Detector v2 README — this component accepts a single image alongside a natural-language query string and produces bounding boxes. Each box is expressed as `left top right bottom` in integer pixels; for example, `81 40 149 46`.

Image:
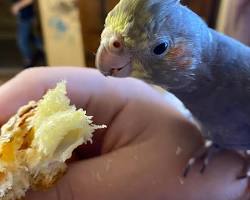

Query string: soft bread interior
0 81 105 200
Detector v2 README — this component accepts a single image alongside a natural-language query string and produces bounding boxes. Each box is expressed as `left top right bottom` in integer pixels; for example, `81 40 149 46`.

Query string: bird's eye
153 42 169 55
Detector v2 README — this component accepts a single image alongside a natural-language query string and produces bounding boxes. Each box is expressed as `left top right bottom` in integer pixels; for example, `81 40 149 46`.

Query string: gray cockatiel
95 0 250 176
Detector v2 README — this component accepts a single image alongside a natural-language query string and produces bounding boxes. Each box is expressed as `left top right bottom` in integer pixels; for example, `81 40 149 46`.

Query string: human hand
0 67 248 200
11 3 21 16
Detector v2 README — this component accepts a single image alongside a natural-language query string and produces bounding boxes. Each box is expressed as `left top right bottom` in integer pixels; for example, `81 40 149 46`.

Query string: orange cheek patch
178 59 193 68
167 45 185 59
166 44 194 69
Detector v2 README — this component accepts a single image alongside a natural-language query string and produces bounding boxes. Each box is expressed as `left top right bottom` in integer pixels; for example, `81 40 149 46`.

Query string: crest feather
105 0 180 33
104 0 180 47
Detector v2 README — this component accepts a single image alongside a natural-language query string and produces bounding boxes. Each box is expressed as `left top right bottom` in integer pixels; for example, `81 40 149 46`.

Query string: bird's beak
95 44 132 77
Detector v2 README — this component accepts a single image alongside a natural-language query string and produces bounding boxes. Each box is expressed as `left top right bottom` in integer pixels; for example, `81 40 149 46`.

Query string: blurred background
0 0 249 84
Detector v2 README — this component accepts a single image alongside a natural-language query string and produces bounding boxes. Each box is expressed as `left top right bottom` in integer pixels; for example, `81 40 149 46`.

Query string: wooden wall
38 0 85 66
79 0 118 67
182 0 221 28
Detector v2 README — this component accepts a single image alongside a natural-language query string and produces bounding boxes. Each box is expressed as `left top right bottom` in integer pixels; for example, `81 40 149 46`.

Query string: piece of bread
0 81 105 200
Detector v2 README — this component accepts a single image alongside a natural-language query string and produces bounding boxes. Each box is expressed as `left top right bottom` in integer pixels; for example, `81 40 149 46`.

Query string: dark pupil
153 42 168 55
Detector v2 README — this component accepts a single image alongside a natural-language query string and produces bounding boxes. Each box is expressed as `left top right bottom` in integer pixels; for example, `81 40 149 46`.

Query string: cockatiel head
96 0 212 90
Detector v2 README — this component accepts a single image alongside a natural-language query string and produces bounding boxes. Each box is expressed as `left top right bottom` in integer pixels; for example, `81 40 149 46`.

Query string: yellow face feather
104 0 154 48
105 10 130 34
105 0 139 34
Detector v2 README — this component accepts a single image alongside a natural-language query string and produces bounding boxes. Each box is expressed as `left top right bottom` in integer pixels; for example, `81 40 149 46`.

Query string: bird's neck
173 29 250 102
202 29 250 84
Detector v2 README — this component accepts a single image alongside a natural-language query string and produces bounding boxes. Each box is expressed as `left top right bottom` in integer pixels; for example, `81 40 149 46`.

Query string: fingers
0 67 107 123
0 66 169 157
0 67 125 125
0 66 178 124
0 67 190 125
0 69 45 124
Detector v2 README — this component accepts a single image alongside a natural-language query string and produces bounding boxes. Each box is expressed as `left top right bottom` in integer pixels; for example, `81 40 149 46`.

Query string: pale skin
0 67 249 200
11 0 34 15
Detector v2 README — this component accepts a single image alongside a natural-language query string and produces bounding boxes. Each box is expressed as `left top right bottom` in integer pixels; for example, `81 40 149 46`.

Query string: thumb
26 139 173 200
26 123 248 200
